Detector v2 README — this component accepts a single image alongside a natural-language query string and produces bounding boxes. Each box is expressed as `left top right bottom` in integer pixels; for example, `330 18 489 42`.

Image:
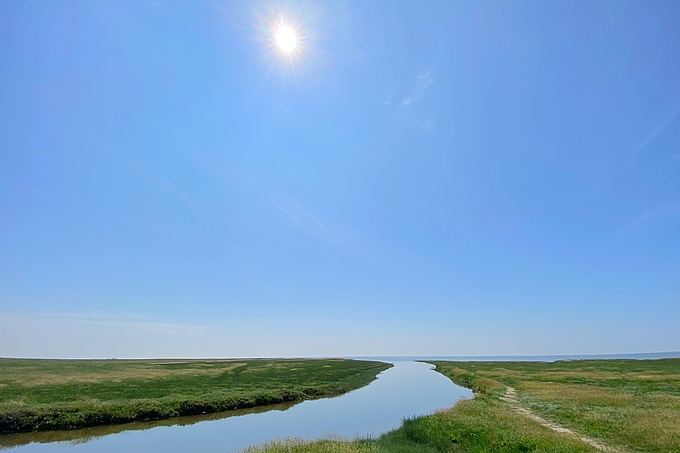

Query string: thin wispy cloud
402 69 435 106
0 311 257 332
270 196 342 244
271 199 324 231
219 166 342 244
130 153 248 230
633 107 680 155
618 201 680 238
0 312 262 358
383 89 398 105
134 161 205 212
422 118 434 130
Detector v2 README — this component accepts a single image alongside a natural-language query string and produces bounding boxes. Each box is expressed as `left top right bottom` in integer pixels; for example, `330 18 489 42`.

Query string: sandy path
499 387 622 453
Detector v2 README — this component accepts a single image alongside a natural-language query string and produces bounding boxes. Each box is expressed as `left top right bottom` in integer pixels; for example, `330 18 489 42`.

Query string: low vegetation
0 358 390 434
429 359 680 453
246 358 680 453
3 357 677 451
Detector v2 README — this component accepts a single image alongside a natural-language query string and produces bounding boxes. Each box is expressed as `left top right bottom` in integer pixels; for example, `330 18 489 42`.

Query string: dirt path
499 387 622 453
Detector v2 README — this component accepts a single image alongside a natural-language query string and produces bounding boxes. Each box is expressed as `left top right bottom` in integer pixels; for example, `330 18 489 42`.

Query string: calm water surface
1 361 471 453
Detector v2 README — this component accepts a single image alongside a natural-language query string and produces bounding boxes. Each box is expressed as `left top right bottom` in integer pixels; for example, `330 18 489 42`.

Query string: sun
275 25 298 53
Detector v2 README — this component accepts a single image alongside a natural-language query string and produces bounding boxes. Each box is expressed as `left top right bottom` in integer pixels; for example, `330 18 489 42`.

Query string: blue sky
1 0 679 358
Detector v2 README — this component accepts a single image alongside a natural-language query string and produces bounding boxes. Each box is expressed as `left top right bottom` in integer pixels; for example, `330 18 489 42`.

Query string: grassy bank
244 358 680 453
0 358 390 434
427 359 680 452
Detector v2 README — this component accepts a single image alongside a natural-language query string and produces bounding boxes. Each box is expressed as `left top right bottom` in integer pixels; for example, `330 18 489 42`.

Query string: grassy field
244 358 680 453
0 358 390 434
428 359 680 453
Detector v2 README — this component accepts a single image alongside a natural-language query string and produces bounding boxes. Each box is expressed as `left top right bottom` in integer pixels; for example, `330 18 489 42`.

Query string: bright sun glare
275 25 297 53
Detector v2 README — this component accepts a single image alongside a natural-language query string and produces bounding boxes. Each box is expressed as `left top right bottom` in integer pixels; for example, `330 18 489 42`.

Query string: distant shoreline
3 351 678 362
347 350 680 362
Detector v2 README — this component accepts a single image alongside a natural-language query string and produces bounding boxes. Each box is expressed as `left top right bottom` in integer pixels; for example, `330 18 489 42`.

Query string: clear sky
1 0 679 358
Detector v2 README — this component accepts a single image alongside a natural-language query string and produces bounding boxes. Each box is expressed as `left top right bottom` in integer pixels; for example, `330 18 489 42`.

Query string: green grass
428 359 680 453
5 358 677 451
244 406 599 453
244 359 680 453
0 358 391 434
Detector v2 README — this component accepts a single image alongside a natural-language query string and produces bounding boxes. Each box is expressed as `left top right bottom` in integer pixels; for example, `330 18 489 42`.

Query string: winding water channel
0 361 472 453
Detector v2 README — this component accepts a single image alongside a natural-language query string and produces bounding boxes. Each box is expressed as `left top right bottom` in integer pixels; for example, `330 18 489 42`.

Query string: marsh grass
244 359 680 453
243 438 378 453
430 359 680 453
242 365 602 453
5 358 677 452
243 401 599 453
0 358 390 434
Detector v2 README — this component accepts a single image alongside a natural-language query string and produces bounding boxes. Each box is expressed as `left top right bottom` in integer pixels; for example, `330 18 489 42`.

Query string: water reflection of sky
1 361 472 453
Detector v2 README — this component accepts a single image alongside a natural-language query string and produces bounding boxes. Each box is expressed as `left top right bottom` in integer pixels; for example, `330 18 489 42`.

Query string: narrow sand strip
499 387 622 453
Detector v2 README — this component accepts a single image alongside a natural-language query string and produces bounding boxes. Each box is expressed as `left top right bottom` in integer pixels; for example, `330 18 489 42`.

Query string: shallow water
0 361 472 453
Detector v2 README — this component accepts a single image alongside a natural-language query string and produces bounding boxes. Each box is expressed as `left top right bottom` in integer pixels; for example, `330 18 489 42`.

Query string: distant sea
348 351 680 363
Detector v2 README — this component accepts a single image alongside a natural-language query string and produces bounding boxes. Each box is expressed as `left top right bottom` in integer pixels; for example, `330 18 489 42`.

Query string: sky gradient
1 0 679 358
